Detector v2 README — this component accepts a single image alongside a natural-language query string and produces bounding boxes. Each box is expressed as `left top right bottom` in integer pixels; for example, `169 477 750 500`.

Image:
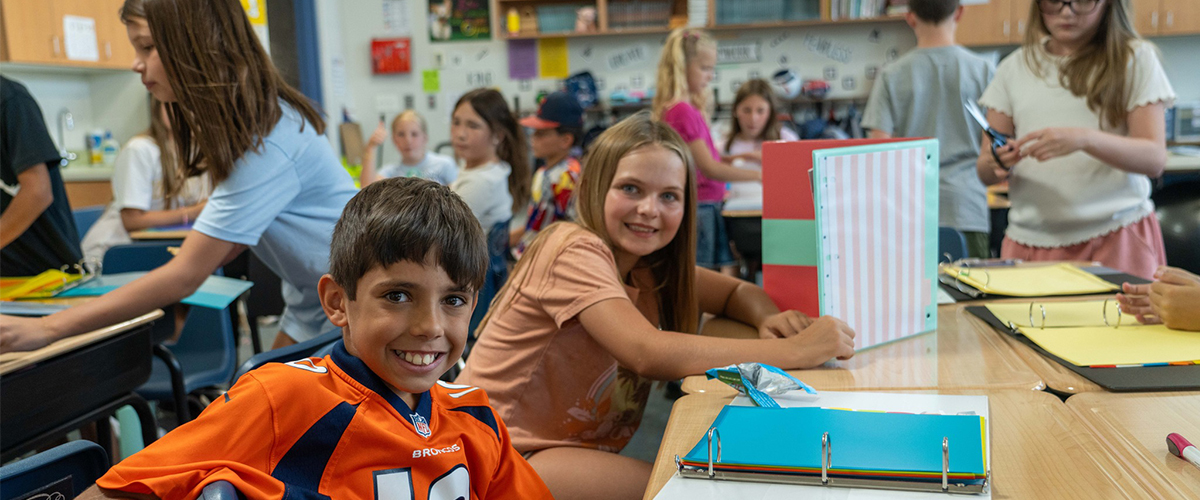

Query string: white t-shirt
377 151 458 186
979 39 1175 247
81 136 210 261
192 103 358 341
717 126 798 212
451 160 512 231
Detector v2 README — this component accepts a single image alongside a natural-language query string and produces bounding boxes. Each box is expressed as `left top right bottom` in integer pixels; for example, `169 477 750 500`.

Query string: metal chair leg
152 344 190 423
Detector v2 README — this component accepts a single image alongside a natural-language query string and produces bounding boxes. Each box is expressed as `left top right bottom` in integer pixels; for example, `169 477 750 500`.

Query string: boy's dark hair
330 177 488 299
555 125 583 148
910 0 960 23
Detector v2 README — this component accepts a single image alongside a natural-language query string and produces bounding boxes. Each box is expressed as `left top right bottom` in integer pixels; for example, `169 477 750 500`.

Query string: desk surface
0 310 162 375
646 389 1157 500
129 229 190 240
1066 392 1200 499
682 304 1042 395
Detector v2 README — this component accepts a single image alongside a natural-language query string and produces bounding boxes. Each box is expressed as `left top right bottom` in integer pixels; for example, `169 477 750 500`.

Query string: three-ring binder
1003 299 1122 333
676 428 990 494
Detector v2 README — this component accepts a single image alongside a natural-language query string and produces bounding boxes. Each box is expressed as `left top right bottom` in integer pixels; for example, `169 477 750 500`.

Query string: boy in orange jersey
83 177 552 499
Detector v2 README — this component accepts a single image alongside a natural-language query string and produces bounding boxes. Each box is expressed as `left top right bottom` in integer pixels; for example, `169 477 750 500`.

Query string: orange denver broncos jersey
96 341 552 499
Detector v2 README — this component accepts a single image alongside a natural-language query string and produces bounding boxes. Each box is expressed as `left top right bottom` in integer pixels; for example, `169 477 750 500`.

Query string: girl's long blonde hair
1022 0 1141 128
653 28 716 120
142 96 183 208
475 112 699 338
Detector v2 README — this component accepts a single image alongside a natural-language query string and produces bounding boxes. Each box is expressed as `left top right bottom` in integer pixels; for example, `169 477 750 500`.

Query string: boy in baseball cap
512 91 585 258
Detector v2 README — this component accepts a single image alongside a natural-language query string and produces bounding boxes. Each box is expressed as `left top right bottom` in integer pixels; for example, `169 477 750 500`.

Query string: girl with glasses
975 0 1175 280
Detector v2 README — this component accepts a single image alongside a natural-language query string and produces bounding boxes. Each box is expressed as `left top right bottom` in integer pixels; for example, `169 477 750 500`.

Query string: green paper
761 219 819 267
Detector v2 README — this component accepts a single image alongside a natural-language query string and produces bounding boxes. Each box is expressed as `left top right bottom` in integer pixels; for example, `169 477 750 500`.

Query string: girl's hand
785 316 857 366
1013 127 1094 162
1117 282 1159 324
1148 266 1200 331
366 123 388 149
724 151 762 163
185 201 206 221
758 310 814 339
0 315 55 353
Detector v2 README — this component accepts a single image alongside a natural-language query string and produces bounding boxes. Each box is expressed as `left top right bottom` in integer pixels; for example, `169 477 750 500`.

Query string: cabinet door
96 0 134 69
1131 0 1163 35
0 0 59 63
1159 0 1199 34
959 0 1014 46
1011 0 1033 42
51 0 109 67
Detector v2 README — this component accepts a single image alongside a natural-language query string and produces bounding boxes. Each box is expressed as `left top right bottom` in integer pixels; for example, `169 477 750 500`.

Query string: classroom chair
200 480 240 499
137 304 239 425
939 227 969 263
0 440 108 500
466 221 510 358
102 241 176 273
72 205 106 240
234 328 342 382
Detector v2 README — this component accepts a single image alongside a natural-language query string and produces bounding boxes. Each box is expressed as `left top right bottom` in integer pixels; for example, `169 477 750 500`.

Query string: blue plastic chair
467 220 510 353
102 241 176 274
0 440 108 500
234 328 342 382
136 304 239 424
939 227 969 263
72 205 106 240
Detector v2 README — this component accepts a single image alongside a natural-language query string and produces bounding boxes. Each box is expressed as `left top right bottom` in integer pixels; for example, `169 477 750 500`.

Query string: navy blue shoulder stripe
450 406 499 440
273 401 359 494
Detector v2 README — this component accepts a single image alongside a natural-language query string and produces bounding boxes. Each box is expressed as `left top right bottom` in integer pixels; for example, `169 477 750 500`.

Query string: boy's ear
318 274 350 327
905 11 919 28
952 5 964 23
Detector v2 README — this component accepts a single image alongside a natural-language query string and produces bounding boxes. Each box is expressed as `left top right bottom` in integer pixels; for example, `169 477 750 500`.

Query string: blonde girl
977 0 1174 279
654 27 760 272
457 112 856 500
360 110 457 186
1 0 358 352
720 79 798 211
449 88 531 334
81 96 210 261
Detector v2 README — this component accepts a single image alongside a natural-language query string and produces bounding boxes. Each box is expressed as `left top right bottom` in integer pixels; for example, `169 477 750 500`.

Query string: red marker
1166 433 1200 470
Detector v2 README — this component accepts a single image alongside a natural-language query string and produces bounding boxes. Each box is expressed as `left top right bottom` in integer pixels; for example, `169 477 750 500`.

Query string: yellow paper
1020 324 1200 366
942 263 1118 296
986 300 1120 328
0 270 79 300
538 38 569 79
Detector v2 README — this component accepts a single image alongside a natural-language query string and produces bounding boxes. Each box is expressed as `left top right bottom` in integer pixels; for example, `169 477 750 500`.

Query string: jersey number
374 465 469 500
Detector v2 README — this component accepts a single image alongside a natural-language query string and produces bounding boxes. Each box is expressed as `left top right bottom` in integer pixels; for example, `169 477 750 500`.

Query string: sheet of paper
381 0 411 34
63 15 99 62
508 39 537 80
57 272 252 310
1019 324 1200 366
937 286 956 304
422 69 440 93
986 300 1118 328
942 263 1118 296
538 38 569 79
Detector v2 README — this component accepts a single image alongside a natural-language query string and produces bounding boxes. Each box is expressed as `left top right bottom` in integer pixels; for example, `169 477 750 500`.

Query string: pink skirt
1001 214 1167 280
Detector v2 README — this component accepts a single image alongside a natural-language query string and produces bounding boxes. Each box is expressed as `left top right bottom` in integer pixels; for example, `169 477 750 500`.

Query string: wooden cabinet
0 0 133 69
958 0 1033 47
1136 0 1200 36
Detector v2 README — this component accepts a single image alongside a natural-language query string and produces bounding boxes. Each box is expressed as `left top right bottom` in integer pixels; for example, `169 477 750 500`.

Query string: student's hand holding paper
1118 266 1200 331
757 310 814 339
785 316 857 366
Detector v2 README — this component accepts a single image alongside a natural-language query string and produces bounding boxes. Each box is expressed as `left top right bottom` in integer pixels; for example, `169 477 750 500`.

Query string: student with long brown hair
81 96 210 261
976 0 1174 279
456 112 856 500
0 0 358 352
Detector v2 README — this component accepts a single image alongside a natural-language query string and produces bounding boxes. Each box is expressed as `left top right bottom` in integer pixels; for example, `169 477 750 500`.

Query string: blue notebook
680 406 987 483
57 272 253 310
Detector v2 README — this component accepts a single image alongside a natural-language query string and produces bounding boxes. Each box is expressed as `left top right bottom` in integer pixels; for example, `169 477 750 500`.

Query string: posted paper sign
63 16 99 62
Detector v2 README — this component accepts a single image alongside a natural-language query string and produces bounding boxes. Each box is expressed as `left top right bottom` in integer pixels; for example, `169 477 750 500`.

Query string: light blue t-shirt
193 103 357 341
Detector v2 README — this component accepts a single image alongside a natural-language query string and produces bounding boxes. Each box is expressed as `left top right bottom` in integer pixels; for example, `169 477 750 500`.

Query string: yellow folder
942 263 1118 297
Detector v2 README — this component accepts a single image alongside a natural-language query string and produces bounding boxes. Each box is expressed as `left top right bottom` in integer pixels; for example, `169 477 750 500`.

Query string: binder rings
677 399 989 494
762 138 940 351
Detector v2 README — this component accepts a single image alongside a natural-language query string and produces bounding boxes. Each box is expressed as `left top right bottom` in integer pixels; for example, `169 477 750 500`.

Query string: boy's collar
331 340 432 423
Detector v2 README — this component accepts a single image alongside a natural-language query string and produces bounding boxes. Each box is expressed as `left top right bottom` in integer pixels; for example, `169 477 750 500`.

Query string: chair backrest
234 328 342 382
103 241 177 274
72 205 106 239
938 227 968 263
173 305 239 387
0 440 109 500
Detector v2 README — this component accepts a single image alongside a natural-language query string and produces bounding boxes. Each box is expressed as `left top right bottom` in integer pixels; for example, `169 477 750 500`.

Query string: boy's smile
321 257 474 408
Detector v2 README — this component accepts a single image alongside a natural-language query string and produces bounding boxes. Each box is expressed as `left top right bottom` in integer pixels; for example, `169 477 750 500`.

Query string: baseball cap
520 91 584 129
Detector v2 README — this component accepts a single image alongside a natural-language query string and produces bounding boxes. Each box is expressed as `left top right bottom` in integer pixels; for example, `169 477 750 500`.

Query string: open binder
677 406 989 494
938 263 1147 301
0 259 102 301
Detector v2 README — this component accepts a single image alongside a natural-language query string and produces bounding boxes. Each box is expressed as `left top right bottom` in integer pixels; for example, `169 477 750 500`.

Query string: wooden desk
129 228 190 240
682 304 1043 395
1 310 163 461
1066 392 1200 499
646 390 1157 500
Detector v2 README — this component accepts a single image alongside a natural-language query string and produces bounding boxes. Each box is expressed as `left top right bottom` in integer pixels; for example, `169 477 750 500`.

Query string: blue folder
57 272 253 310
681 406 987 482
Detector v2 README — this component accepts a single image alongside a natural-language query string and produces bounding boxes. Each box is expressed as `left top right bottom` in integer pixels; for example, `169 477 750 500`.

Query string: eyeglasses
1037 0 1101 15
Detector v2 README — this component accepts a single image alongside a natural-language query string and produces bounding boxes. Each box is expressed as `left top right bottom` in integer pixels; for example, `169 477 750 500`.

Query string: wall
1154 35 1200 102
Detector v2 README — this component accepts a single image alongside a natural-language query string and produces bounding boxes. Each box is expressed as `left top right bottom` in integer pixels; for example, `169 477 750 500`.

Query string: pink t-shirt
456 223 658 453
663 101 725 202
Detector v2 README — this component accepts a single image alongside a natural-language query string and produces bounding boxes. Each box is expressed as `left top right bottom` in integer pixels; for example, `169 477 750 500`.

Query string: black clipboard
941 266 1150 302
965 305 1200 392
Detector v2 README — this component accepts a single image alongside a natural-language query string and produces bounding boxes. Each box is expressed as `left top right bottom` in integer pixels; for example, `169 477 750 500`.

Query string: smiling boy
83 178 551 499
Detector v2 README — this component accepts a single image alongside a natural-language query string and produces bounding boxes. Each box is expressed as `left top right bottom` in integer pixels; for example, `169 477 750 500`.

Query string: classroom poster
428 0 491 41
538 38 570 79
